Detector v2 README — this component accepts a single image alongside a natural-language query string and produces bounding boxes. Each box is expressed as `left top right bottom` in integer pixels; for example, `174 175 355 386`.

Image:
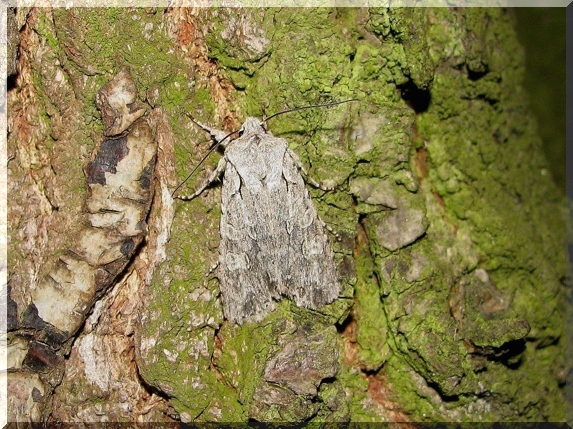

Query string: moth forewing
180 116 341 324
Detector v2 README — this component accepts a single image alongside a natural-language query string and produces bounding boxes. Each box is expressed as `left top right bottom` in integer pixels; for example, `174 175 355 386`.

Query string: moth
177 111 344 324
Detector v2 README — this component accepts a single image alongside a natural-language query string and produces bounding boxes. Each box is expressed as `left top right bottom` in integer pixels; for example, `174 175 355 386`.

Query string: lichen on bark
6 6 565 424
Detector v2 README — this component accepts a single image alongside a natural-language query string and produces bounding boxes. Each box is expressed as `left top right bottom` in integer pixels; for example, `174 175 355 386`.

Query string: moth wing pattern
215 118 341 324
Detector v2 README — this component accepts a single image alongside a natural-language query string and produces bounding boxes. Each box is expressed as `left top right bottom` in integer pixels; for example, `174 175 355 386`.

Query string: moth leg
191 118 228 145
287 148 335 191
207 260 219 276
324 223 342 242
178 157 227 201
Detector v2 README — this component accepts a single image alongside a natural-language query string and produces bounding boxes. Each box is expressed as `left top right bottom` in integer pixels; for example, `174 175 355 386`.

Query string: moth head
240 117 265 136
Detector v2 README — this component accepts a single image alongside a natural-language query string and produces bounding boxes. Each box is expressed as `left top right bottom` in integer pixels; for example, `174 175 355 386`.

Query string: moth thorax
241 117 264 135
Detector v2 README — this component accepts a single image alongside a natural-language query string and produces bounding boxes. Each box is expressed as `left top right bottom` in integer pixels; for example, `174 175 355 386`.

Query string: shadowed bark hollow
5 7 565 424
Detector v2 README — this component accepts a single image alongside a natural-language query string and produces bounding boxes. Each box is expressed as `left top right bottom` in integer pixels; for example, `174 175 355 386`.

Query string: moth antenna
171 117 239 198
173 100 357 198
263 98 359 125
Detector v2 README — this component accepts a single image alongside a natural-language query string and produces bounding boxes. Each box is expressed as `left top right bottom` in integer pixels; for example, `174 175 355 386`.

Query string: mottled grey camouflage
181 117 340 324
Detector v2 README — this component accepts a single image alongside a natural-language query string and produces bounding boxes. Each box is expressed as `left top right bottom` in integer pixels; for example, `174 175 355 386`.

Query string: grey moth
179 117 341 324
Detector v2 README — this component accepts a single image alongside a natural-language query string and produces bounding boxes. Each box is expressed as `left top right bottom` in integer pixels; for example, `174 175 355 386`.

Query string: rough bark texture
5 7 565 423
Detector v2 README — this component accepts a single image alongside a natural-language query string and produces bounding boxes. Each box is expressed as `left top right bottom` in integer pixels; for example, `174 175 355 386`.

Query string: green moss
214 317 278 405
336 363 382 422
213 306 344 421
395 7 566 421
382 356 437 421
59 7 565 422
315 380 350 421
137 188 225 420
51 8 189 104
353 233 390 371
35 11 60 49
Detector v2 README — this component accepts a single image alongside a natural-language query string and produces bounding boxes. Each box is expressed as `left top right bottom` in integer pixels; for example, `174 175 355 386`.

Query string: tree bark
5 7 565 423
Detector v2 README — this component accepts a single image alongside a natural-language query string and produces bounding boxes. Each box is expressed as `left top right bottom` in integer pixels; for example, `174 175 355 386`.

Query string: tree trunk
5 7 565 423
